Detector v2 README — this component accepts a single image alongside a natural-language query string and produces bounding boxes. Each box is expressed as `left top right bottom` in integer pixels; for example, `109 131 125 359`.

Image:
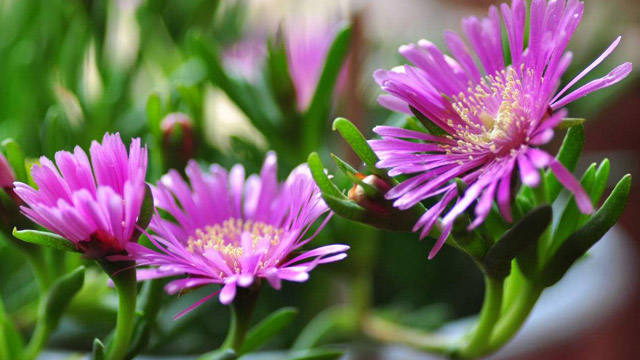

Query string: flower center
187 218 284 261
445 67 530 157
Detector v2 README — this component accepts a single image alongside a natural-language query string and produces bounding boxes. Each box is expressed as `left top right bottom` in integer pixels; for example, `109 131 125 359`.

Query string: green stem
23 316 47 360
100 261 137 360
362 313 454 356
487 281 542 352
458 276 504 358
221 286 260 352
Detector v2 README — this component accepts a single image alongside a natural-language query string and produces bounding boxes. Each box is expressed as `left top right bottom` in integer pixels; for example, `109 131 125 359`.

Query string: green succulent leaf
556 118 585 130
409 106 448 137
92 338 105 360
303 25 352 153
0 299 23 360
292 306 357 350
546 125 585 201
332 118 389 180
330 154 379 198
552 164 597 248
240 307 298 355
542 174 631 287
133 184 154 241
286 349 345 360
43 266 85 332
266 30 298 125
483 206 552 279
12 228 79 253
307 153 345 199
146 93 164 138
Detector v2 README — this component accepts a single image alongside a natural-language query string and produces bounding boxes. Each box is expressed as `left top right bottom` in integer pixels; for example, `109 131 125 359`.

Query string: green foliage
13 228 79 253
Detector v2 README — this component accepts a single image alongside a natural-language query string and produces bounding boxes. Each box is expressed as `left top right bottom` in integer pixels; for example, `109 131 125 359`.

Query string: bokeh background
0 0 638 359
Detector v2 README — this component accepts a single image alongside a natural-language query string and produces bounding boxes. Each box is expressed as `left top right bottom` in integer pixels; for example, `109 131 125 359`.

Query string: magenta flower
372 0 632 258
286 20 348 111
14 133 148 258
113 152 347 313
223 37 267 83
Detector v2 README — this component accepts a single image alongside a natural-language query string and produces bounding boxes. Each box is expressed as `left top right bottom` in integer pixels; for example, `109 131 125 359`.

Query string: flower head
14 133 148 258
372 0 631 258
114 152 347 312
286 20 348 111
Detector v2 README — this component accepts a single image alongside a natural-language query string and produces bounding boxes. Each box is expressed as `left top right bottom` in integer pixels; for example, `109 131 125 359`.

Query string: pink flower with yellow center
112 153 347 315
372 0 632 258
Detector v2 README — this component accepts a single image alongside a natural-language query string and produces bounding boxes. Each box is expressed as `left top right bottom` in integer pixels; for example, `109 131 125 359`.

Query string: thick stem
362 313 455 356
221 285 261 352
487 281 542 352
99 261 137 360
458 276 504 358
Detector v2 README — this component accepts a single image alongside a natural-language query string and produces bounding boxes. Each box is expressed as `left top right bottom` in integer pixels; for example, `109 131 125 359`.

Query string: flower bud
348 174 392 213
0 153 15 190
160 113 197 169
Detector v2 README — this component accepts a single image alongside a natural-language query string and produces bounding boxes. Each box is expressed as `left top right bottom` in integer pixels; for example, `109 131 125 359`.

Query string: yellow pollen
186 218 285 264
446 67 530 156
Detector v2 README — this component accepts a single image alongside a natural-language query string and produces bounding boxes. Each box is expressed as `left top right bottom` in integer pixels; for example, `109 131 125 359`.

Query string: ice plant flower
372 0 632 258
113 152 347 313
286 20 347 111
14 133 148 258
223 37 267 83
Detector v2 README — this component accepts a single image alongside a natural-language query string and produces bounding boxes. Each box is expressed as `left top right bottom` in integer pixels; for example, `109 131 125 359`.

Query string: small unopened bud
348 174 392 213
161 113 196 169
0 153 15 190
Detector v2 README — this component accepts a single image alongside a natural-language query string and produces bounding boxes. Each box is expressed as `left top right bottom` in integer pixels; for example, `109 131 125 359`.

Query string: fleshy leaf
266 29 298 124
556 118 585 130
133 184 154 242
552 164 596 248
0 299 23 360
542 174 631 287
146 93 164 139
332 118 389 180
409 106 448 137
13 228 79 253
92 338 104 360
302 25 352 153
292 306 357 350
240 307 298 355
331 154 379 198
546 125 585 201
42 266 85 335
307 153 345 199
483 206 552 279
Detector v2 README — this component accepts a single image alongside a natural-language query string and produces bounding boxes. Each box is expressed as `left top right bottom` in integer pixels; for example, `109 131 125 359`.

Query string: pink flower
372 0 631 258
113 152 347 313
286 20 348 111
14 133 148 258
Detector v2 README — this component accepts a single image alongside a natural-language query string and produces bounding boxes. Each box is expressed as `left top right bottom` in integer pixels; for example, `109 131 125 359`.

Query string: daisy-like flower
14 133 148 258
113 152 347 314
372 0 632 258
286 20 348 111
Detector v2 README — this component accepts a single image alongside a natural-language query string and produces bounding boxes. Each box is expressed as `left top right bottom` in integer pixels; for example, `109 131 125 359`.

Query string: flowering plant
0 0 634 359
